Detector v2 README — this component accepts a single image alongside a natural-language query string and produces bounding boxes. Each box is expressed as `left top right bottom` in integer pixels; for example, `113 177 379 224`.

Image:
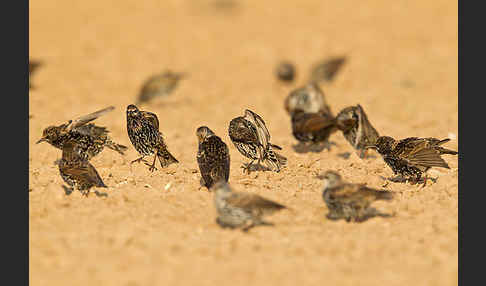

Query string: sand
29 0 458 285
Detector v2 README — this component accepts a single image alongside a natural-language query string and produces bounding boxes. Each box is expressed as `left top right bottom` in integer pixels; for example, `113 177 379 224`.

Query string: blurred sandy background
29 0 458 285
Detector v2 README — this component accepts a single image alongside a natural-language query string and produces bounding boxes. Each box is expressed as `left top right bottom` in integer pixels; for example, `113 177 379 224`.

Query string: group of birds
32 56 458 231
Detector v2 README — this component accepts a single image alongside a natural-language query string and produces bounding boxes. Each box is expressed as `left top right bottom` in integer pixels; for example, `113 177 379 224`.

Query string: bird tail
264 144 287 172
157 147 179 168
105 140 128 155
434 139 458 155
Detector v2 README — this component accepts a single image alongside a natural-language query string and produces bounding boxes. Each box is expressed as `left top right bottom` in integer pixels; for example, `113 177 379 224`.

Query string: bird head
317 170 342 189
37 126 59 144
335 106 358 131
126 104 141 118
196 126 215 143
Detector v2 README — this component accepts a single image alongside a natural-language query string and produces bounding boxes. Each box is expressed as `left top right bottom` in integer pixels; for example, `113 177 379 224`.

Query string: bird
136 71 187 104
29 59 43 89
58 140 107 197
367 136 458 186
212 181 287 231
290 109 338 151
228 109 287 173
309 56 346 83
335 104 380 158
284 82 332 116
319 170 394 222
196 126 230 189
37 106 128 161
275 61 296 83
126 104 178 171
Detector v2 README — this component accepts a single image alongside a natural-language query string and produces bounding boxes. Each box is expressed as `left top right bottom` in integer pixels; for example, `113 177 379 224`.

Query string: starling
335 104 380 158
196 126 230 189
58 140 107 197
275 61 296 82
284 82 331 115
126 104 178 171
309 56 346 83
320 170 394 222
368 136 458 185
136 71 187 104
212 181 287 231
29 59 42 89
228 109 287 173
37 106 128 161
290 109 338 151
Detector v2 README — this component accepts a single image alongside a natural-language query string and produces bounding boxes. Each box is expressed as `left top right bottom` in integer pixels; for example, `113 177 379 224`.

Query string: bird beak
364 145 377 150
36 138 46 144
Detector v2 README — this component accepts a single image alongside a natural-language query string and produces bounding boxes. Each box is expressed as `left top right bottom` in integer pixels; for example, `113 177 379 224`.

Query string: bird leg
241 159 255 174
81 189 90 197
131 156 147 164
146 152 158 172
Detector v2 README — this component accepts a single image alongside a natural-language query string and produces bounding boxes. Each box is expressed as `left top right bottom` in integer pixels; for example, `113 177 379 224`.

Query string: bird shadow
337 152 351 160
326 208 395 223
292 141 335 154
241 162 272 174
61 185 108 197
380 175 437 186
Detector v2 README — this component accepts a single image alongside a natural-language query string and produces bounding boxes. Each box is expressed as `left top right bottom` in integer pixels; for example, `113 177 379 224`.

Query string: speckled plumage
58 140 107 197
196 126 230 189
284 82 331 115
37 106 127 161
335 104 380 158
371 136 458 184
126 104 178 171
320 171 393 222
212 181 286 231
228 109 286 173
137 71 186 104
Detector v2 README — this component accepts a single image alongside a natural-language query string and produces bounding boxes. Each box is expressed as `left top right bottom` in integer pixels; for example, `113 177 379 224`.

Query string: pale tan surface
29 0 458 285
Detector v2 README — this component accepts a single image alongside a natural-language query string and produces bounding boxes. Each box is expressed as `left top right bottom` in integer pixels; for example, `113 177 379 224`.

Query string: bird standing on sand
196 126 230 189
126 104 178 171
367 136 458 186
335 104 380 158
320 170 394 222
228 109 287 173
212 181 287 231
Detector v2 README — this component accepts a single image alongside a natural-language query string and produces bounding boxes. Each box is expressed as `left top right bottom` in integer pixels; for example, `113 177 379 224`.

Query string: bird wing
400 141 450 168
296 112 335 133
310 56 346 82
330 184 392 206
355 104 380 147
244 110 271 149
73 123 109 137
63 163 106 187
65 106 115 132
226 192 286 214
140 111 160 130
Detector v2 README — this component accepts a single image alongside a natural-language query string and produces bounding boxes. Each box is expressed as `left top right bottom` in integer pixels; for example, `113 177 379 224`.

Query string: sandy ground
29 0 458 285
